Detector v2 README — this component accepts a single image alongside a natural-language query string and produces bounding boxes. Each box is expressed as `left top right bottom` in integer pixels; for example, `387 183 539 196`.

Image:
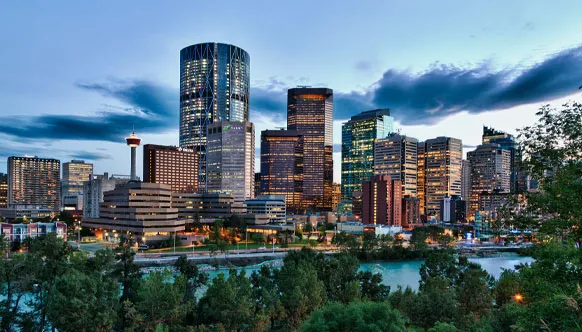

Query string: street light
513 293 524 302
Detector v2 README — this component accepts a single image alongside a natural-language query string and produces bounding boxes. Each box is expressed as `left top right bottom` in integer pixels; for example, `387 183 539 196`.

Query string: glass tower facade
179 43 250 189
287 87 333 212
62 160 93 196
260 129 304 213
8 156 61 211
341 109 394 202
467 143 511 217
206 121 255 202
482 126 519 193
374 133 418 196
421 137 463 217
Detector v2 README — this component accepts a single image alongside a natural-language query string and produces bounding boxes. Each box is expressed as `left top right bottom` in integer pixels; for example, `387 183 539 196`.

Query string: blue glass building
179 43 250 189
341 109 394 201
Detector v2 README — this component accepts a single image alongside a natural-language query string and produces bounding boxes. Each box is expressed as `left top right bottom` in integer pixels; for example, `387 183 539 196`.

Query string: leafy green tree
495 270 522 307
134 269 185 330
410 227 428 251
456 267 493 319
517 102 582 245
175 255 209 302
419 251 459 289
250 265 286 330
278 252 327 329
112 236 142 330
198 269 253 331
46 268 118 332
357 270 390 301
0 253 35 330
300 301 408 332
27 233 74 331
391 278 460 330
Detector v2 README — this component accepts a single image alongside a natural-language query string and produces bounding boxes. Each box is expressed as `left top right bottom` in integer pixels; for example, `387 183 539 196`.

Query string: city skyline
1 1 582 183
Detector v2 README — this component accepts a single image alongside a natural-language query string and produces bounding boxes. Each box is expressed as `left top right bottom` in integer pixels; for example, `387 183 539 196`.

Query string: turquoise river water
200 254 534 291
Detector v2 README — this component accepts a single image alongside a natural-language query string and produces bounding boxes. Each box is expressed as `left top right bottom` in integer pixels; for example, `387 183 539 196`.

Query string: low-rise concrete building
171 192 246 222
82 182 185 243
0 204 53 221
244 195 286 223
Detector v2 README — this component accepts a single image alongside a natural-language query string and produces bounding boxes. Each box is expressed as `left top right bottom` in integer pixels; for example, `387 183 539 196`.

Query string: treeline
1 234 581 331
332 225 455 261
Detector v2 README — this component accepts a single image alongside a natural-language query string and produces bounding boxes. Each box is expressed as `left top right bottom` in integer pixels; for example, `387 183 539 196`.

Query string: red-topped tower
125 130 141 181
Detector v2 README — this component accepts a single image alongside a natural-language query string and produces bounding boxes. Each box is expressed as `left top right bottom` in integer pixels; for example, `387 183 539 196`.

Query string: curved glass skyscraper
179 43 250 189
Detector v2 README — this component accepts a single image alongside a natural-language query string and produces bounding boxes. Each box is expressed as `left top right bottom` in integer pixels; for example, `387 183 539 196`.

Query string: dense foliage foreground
0 235 581 331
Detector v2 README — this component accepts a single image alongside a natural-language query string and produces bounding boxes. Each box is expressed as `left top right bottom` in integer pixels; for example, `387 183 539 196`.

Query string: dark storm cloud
0 80 177 142
359 45 582 124
252 46 582 124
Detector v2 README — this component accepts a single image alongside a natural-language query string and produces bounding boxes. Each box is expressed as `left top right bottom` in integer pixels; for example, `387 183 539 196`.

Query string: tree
46 268 118 332
456 266 493 319
278 253 327 329
250 265 285 330
357 270 390 302
300 301 408 332
134 270 185 330
26 233 74 331
410 228 428 251
517 102 582 245
198 269 253 331
175 255 209 302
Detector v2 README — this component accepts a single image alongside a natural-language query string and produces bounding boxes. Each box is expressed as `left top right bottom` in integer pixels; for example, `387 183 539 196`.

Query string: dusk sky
1 1 582 182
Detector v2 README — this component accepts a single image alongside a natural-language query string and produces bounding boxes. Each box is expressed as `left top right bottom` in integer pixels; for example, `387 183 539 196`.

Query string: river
198 254 534 291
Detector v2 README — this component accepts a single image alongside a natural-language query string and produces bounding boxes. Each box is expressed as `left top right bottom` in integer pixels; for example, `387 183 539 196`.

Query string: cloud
253 45 582 125
70 152 112 161
0 80 177 142
358 45 582 124
3 45 582 145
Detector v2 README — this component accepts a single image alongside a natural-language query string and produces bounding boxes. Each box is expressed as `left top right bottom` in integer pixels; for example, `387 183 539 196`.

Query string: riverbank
134 251 289 267
133 245 530 268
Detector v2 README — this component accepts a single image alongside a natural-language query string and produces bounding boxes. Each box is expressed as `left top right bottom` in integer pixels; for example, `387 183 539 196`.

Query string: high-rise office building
461 159 472 217
143 144 198 193
260 129 304 213
206 121 255 202
62 160 93 211
83 173 129 219
362 175 402 226
417 142 427 215
0 173 7 209
467 143 511 217
482 126 519 193
179 43 250 189
287 87 333 211
374 133 418 196
461 160 472 202
62 160 93 196
420 137 463 217
254 173 261 198
401 197 420 228
8 156 61 211
341 109 393 201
